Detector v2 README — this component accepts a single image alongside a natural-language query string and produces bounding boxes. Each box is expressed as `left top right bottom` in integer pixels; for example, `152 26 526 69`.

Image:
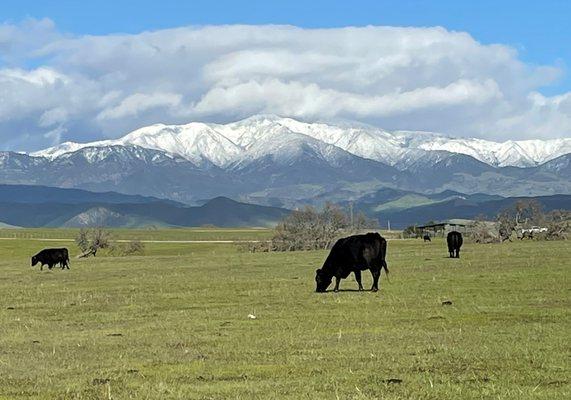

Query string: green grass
0 227 273 242
0 232 569 399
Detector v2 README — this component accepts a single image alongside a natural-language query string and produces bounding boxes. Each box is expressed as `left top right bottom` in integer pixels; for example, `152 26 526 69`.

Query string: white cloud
0 19 569 151
97 92 183 120
193 78 501 118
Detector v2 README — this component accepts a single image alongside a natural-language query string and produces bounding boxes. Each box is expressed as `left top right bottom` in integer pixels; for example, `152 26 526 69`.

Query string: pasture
0 229 569 399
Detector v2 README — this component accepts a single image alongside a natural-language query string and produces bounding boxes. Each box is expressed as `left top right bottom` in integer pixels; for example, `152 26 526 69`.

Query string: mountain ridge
31 115 571 169
2 116 569 206
0 184 290 228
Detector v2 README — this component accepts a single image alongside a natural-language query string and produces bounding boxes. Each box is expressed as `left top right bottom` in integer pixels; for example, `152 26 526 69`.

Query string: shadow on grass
319 288 377 293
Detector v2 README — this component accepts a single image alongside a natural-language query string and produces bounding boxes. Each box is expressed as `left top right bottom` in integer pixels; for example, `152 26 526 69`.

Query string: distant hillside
378 194 571 228
0 184 181 205
0 184 289 228
348 188 503 215
0 195 289 228
0 221 20 228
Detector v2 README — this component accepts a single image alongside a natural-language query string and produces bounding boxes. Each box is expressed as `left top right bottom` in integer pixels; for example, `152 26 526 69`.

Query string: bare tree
544 210 570 240
75 228 90 253
497 200 570 241
256 203 377 252
497 200 546 240
76 228 112 258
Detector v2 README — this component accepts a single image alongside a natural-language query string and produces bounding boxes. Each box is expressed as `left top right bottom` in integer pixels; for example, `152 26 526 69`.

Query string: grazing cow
315 232 388 293
31 248 70 271
446 231 463 258
423 234 431 242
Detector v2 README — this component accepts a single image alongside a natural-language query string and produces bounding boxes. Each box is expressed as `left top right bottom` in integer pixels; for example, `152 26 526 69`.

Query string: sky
1 0 570 151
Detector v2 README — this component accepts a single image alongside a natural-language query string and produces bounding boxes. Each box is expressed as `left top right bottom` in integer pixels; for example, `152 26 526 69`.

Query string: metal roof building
416 219 475 236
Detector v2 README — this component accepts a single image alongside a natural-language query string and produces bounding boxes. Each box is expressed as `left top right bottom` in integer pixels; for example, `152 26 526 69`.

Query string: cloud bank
0 19 569 151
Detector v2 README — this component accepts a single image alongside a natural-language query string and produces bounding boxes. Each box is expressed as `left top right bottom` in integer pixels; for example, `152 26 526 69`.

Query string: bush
247 203 378 252
544 210 570 240
497 203 569 242
123 240 145 255
75 228 112 257
470 216 500 244
109 240 146 256
403 225 421 238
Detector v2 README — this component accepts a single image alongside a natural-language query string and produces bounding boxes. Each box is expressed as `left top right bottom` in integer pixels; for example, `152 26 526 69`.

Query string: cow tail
382 260 390 282
381 238 389 282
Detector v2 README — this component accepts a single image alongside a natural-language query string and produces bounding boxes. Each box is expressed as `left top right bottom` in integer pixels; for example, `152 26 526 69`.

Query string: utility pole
349 202 354 228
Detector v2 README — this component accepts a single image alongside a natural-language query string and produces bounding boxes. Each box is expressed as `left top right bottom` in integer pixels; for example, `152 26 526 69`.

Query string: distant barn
416 219 495 238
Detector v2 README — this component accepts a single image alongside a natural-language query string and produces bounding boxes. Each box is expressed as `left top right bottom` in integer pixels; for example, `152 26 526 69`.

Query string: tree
75 228 90 253
497 199 545 240
256 203 377 252
403 225 421 238
544 210 570 240
75 228 111 258
497 201 569 241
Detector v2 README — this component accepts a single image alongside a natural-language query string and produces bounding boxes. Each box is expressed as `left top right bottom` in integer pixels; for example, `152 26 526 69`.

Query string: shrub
247 203 378 252
75 228 112 257
123 240 145 255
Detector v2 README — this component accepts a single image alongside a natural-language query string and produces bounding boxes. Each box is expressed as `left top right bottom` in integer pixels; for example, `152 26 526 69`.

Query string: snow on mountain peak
31 115 571 169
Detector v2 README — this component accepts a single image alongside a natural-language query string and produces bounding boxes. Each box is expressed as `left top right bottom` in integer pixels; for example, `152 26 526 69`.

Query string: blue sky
1 0 570 150
2 0 568 92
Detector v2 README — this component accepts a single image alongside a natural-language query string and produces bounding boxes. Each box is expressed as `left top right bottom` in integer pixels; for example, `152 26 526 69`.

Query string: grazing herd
30 231 464 294
314 230 463 292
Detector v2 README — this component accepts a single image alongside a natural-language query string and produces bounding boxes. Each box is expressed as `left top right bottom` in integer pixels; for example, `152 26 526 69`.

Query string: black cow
423 234 431 242
446 231 463 258
31 248 70 271
315 232 388 293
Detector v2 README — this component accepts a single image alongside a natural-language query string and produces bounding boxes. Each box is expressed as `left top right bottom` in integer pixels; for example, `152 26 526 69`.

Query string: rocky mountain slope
0 115 567 206
34 115 571 169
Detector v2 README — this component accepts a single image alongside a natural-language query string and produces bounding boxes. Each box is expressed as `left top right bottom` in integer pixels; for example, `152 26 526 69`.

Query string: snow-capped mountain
32 115 571 169
3 115 567 205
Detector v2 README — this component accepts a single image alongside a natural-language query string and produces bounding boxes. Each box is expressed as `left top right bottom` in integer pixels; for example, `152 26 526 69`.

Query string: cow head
315 269 332 293
31 256 38 266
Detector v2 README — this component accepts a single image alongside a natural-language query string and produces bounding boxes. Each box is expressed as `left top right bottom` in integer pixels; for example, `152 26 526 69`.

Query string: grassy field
0 227 274 242
0 231 569 399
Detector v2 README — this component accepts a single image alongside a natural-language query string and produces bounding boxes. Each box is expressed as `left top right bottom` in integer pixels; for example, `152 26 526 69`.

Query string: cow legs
370 268 380 292
455 249 460 258
333 276 341 292
354 270 364 291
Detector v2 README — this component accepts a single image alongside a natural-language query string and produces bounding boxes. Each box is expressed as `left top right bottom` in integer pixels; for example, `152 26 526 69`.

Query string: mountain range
1 115 570 207
344 188 571 228
0 184 288 228
0 184 568 229
32 115 571 169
